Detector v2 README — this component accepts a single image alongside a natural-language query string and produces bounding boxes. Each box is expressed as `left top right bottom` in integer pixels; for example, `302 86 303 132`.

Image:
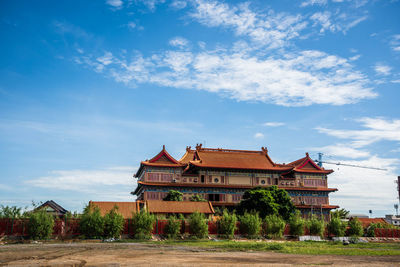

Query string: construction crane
314 152 387 171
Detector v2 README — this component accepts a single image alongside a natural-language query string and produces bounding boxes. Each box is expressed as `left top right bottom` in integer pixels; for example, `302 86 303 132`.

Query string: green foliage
163 190 183 201
79 204 105 239
288 210 305 237
237 186 295 220
164 215 182 239
132 210 156 239
306 215 325 237
103 206 125 239
217 210 237 239
28 208 55 240
347 218 363 237
264 214 286 239
190 194 207 202
239 212 262 239
331 208 350 219
327 216 347 237
0 205 23 219
189 211 208 239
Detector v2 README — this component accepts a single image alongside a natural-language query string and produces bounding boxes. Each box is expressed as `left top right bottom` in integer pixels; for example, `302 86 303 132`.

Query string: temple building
133 144 338 219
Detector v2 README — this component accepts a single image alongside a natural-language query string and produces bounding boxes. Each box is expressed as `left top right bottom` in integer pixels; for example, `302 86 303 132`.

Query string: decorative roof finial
306 152 309 157
163 145 165 150
195 143 203 150
186 146 191 152
261 146 268 154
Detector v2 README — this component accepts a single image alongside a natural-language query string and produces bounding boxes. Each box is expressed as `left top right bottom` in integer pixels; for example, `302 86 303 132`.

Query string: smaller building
355 218 389 228
385 215 400 226
90 200 214 218
36 200 68 218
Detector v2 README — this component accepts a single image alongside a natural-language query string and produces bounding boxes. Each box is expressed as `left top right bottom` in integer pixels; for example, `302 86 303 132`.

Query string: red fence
1 218 399 238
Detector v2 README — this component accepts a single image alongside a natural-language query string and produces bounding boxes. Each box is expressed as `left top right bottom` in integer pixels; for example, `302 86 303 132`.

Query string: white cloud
326 156 399 215
263 122 285 127
312 144 370 159
97 52 113 66
310 11 367 34
26 166 136 193
169 37 189 48
300 0 327 7
76 47 376 107
190 0 307 49
106 0 123 9
127 22 136 29
389 34 400 52
316 117 400 148
170 0 187 9
254 132 264 139
374 63 392 76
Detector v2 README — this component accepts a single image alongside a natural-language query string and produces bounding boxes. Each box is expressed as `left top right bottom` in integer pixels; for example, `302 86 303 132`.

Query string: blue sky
0 0 399 217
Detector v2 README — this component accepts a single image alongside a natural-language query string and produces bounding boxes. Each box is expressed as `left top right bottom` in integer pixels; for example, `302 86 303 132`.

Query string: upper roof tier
135 144 333 176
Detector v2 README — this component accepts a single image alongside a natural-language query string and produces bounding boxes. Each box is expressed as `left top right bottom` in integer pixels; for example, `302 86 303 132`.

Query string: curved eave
295 204 340 209
188 161 293 172
293 168 334 174
137 181 338 192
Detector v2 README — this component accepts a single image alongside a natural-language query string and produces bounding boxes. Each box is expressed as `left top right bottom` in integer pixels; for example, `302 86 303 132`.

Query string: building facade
133 144 338 219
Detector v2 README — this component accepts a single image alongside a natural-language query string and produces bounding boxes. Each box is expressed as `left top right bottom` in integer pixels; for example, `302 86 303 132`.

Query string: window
201 175 205 183
208 194 220 201
221 176 224 184
208 176 212 183
232 194 242 202
261 180 266 185
214 178 219 183
147 173 159 181
274 178 278 185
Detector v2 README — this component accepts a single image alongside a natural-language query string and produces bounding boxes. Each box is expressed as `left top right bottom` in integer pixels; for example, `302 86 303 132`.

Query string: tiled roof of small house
354 218 389 228
146 200 214 214
37 200 68 215
90 201 139 219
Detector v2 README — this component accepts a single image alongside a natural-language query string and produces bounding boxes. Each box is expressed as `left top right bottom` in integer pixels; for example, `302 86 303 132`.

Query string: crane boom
315 160 387 171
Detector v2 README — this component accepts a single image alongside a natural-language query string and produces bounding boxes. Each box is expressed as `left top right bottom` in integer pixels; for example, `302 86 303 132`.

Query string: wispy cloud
75 47 375 107
106 0 123 9
300 0 327 7
263 122 285 127
26 166 136 193
374 63 392 76
254 132 264 139
315 117 400 148
190 0 307 49
390 34 400 52
169 37 189 48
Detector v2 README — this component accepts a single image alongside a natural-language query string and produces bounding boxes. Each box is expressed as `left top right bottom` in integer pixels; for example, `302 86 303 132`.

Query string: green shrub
264 214 285 239
28 208 55 240
189 211 208 239
103 206 125 239
190 194 207 202
288 211 305 237
327 216 347 237
163 190 183 201
306 215 325 237
347 218 363 237
0 205 23 219
132 210 155 239
366 222 387 237
239 212 262 239
164 215 181 239
79 204 105 239
217 210 237 239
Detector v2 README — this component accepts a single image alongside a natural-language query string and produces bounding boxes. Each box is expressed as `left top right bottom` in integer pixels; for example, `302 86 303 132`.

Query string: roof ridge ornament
196 143 203 150
261 146 268 154
186 146 191 152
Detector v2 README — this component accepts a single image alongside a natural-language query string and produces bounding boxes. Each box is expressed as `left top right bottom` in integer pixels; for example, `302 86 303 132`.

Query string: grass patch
158 240 400 256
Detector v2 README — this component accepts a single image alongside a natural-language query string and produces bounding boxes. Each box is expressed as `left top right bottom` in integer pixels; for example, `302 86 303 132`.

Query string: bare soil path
1 242 400 266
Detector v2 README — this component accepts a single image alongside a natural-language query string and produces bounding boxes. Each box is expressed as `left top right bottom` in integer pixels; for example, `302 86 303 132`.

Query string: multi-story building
133 144 338 219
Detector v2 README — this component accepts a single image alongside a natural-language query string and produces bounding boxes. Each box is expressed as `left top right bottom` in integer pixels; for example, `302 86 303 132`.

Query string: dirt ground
1 242 400 266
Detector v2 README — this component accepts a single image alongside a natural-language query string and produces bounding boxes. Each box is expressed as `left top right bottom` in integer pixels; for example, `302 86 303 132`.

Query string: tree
103 206 125 239
164 215 182 239
306 215 325 237
132 210 156 239
217 210 237 239
331 208 349 219
190 194 207 202
347 218 363 237
327 216 346 237
288 210 304 237
189 211 208 239
28 208 55 240
79 204 105 239
239 212 262 239
264 214 286 239
163 190 183 201
0 205 23 219
237 186 295 220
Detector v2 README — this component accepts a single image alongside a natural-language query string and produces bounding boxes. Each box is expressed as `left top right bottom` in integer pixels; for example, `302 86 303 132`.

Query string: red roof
184 145 292 171
354 218 388 228
287 153 333 174
90 201 139 219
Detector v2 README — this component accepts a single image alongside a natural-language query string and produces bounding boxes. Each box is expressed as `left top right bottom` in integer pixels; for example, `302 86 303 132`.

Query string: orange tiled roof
355 218 388 228
187 145 292 171
287 153 333 174
146 200 214 214
90 201 139 219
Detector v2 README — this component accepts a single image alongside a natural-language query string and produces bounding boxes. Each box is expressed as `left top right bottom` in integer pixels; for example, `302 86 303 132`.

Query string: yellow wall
229 176 251 185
